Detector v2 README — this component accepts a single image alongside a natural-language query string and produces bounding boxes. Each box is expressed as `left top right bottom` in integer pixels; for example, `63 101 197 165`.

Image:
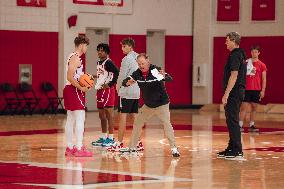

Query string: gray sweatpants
129 103 176 148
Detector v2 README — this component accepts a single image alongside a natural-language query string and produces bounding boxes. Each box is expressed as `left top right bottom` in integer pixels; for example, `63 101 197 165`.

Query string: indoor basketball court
0 0 284 189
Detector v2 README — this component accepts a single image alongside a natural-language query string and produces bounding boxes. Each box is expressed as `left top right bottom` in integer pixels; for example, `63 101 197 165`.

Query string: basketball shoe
73 146 93 157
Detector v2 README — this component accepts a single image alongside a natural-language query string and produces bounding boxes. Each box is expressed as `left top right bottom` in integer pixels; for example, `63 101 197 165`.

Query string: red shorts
63 85 85 111
96 86 116 109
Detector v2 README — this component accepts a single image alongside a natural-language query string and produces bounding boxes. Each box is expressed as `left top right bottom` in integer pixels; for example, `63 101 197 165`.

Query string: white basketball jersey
65 52 84 85
95 58 113 90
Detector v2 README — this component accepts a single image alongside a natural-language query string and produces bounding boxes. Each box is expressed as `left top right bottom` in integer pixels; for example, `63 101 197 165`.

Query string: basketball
79 73 94 88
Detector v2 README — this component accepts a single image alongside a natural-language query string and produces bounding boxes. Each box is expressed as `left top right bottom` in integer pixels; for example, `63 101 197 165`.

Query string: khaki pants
129 103 176 148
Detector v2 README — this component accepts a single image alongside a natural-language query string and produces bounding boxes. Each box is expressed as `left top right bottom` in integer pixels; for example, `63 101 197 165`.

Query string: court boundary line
0 160 193 188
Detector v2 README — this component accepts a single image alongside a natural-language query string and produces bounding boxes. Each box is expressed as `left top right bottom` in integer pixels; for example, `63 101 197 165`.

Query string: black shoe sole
248 130 259 132
172 153 180 157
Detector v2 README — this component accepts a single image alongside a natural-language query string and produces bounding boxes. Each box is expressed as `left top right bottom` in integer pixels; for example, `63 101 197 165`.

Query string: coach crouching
120 53 180 157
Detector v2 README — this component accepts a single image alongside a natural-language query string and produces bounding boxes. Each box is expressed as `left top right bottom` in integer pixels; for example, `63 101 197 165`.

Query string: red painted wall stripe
165 36 193 105
109 34 193 106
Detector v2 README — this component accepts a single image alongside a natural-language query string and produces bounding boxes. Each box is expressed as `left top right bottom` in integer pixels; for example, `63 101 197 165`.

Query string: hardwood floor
0 110 284 188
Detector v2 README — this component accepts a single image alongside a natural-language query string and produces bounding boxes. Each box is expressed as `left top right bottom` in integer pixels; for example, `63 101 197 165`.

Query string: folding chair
41 82 64 114
18 82 41 115
0 83 23 115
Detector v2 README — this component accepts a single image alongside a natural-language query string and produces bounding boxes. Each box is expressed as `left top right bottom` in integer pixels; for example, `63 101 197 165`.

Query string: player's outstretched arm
122 77 135 87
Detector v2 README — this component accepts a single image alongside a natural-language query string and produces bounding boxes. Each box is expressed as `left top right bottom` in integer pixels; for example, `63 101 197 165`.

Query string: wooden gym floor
0 109 284 189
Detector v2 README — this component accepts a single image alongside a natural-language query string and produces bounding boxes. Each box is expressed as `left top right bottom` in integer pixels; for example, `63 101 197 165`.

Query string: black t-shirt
98 59 119 87
223 48 246 93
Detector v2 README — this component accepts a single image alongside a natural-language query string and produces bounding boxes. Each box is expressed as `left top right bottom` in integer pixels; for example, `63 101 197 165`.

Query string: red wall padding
109 34 146 68
109 34 146 106
213 36 284 104
165 36 193 105
0 30 58 109
109 34 193 106
0 32 192 110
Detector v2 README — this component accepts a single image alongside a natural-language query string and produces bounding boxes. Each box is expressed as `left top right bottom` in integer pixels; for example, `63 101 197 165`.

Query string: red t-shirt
245 60 267 90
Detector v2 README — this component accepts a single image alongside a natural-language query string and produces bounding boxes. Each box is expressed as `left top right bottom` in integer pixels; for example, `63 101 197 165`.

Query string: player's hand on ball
101 84 109 89
80 86 89 92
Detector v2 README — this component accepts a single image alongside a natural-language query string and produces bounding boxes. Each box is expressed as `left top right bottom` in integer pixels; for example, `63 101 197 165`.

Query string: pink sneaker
107 142 124 152
74 146 93 157
136 141 144 151
65 147 76 156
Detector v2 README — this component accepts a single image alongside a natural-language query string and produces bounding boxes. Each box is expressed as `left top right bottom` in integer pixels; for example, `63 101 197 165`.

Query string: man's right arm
122 71 138 87
116 57 130 91
222 53 240 105
67 56 88 92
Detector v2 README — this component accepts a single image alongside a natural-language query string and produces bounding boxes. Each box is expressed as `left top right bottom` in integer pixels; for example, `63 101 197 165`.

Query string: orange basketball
79 73 94 88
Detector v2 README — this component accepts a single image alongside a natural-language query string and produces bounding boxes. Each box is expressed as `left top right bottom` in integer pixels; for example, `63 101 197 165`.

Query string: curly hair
97 43 110 54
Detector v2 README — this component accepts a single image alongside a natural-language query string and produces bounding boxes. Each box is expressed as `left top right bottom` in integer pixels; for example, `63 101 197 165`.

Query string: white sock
249 121 255 127
108 134 114 140
101 133 107 139
239 121 243 128
65 110 75 149
74 110 85 150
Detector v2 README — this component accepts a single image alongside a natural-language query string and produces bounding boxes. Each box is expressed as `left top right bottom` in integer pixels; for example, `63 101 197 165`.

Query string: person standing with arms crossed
217 32 246 160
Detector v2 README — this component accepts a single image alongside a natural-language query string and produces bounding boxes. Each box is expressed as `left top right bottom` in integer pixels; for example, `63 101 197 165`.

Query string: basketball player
217 32 246 160
119 53 180 157
107 38 143 152
91 43 119 147
239 45 267 132
63 35 93 157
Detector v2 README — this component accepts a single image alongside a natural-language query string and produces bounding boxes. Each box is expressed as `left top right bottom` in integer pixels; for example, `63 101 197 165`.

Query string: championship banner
252 0 275 21
17 0 46 7
217 0 240 21
73 0 123 6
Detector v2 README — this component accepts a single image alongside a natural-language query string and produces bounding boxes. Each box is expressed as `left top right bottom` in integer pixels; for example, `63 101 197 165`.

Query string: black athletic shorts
243 90 261 103
117 98 139 113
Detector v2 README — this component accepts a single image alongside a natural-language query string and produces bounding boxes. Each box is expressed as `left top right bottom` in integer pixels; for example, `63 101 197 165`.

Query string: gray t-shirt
117 51 140 99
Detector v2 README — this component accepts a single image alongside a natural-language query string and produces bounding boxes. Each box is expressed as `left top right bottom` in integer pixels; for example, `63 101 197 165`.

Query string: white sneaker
107 142 124 152
171 147 180 157
119 147 137 153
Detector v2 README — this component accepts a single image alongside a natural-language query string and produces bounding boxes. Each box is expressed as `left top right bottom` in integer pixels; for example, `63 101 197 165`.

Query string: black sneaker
248 125 259 132
225 151 244 160
217 149 232 158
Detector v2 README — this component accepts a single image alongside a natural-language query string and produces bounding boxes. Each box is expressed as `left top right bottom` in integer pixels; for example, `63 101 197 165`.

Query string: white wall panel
0 0 58 32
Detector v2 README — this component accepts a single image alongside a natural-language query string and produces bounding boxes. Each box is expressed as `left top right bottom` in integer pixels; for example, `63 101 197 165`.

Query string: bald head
137 53 151 73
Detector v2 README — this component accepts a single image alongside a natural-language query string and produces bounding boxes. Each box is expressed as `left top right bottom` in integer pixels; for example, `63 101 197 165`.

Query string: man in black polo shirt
119 53 180 157
217 32 246 160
